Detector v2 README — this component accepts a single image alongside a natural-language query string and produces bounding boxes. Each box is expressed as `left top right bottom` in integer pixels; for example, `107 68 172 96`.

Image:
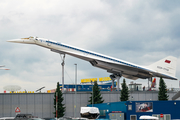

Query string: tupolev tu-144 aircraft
7 36 177 90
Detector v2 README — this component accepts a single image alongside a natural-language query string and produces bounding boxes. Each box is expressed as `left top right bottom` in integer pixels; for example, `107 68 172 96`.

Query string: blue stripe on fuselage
45 40 153 72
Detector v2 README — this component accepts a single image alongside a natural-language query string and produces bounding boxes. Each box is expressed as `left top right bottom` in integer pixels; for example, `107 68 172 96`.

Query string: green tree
120 79 129 101
158 77 169 100
53 82 66 118
89 81 104 104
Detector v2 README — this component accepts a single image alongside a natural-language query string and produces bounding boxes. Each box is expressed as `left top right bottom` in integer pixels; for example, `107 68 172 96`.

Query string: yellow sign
99 77 111 82
10 91 34 93
81 77 111 83
81 78 97 83
47 90 51 93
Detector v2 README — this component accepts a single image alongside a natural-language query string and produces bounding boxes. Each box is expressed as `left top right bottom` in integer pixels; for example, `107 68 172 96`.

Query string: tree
120 79 129 101
53 82 66 118
88 81 104 104
158 77 169 100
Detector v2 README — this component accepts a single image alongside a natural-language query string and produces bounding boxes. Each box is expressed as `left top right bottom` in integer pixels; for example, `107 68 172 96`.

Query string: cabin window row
46 41 139 69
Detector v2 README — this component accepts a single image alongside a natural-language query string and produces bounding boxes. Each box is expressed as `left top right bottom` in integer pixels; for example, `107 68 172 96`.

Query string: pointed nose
7 38 35 44
7 39 24 43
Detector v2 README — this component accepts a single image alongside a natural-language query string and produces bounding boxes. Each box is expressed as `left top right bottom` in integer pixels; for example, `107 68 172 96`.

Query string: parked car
14 114 33 120
80 107 100 119
28 118 45 120
43 118 56 120
0 117 14 120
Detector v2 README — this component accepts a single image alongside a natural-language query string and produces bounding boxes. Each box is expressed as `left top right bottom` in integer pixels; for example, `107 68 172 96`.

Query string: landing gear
148 77 152 91
50 49 66 93
60 54 65 93
110 73 122 91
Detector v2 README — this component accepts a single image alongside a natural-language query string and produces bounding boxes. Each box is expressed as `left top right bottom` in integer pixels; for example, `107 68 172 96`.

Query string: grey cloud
152 1 180 12
0 0 180 92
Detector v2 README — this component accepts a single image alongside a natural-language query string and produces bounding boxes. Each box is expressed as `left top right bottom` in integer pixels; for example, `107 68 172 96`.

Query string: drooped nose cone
7 39 24 43
7 37 35 44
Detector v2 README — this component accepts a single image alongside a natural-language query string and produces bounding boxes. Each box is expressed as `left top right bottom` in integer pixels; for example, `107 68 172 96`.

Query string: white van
0 117 14 120
139 115 159 120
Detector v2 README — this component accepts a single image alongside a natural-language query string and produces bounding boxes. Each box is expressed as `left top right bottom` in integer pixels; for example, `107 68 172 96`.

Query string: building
0 91 179 118
59 81 117 92
88 100 180 120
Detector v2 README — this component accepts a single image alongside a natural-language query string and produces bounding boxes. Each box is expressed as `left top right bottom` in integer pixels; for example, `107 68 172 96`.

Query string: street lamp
91 80 94 107
74 64 77 118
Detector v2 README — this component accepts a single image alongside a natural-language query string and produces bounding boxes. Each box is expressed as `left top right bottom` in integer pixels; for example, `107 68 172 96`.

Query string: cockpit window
21 36 36 40
29 36 34 39
21 37 29 39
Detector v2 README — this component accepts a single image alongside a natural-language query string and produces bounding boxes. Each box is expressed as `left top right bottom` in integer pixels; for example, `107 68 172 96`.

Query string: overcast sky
0 0 180 93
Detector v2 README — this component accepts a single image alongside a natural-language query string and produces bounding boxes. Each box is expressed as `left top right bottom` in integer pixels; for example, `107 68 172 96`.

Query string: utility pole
91 80 94 107
56 91 58 118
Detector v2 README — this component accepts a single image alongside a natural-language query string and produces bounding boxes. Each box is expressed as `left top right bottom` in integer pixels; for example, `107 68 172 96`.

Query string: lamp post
74 64 77 118
91 80 94 107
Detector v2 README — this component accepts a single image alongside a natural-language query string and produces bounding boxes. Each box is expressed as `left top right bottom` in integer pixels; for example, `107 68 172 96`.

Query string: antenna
36 86 45 93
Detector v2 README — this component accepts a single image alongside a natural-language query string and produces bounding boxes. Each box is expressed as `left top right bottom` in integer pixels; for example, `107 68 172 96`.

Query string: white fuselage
7 37 177 80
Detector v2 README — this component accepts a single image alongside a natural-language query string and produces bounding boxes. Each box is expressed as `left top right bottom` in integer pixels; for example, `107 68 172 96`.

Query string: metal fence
0 91 179 118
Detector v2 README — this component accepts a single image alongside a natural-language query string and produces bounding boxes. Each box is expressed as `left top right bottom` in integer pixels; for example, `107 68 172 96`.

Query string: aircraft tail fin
151 78 156 88
148 56 177 78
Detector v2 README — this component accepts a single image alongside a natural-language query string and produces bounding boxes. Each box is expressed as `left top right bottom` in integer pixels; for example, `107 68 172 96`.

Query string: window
130 115 137 120
99 110 106 116
78 86 81 90
128 105 132 110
